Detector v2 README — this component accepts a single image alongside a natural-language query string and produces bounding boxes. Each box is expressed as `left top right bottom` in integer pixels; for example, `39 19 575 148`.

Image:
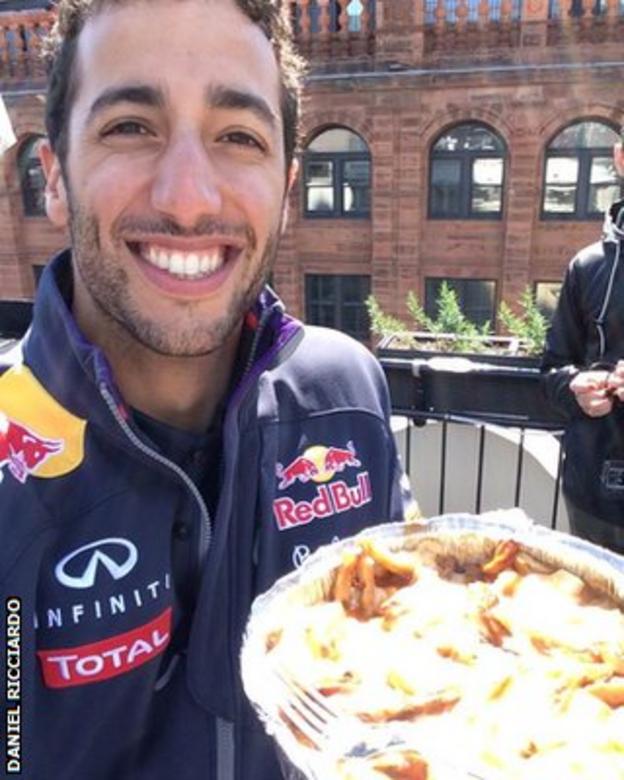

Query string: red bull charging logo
0 412 64 484
273 441 372 531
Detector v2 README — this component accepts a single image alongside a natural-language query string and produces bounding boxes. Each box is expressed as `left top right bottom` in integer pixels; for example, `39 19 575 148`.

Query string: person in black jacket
542 135 624 554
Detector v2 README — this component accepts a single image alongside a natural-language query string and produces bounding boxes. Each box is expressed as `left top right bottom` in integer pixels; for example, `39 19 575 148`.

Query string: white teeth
185 253 199 275
169 253 185 274
142 245 227 278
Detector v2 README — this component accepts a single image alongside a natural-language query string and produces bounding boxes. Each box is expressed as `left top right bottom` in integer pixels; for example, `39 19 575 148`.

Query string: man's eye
103 121 151 137
221 131 264 150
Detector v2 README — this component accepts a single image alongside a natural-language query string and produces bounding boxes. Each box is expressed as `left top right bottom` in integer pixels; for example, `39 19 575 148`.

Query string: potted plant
368 285 565 427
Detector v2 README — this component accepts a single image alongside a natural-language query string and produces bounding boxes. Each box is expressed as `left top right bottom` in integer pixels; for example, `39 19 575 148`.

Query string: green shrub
498 287 548 356
367 283 547 356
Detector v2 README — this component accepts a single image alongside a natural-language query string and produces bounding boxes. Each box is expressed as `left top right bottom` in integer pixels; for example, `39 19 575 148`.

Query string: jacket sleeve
540 259 588 420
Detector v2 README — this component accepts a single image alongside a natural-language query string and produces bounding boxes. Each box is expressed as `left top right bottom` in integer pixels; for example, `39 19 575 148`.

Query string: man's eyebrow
206 85 278 129
87 85 165 124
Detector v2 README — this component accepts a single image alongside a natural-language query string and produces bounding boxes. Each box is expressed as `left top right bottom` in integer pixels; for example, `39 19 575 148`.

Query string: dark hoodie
542 199 624 523
0 251 409 780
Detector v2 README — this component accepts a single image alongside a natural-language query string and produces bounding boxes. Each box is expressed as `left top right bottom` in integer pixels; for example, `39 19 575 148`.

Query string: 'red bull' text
273 472 372 531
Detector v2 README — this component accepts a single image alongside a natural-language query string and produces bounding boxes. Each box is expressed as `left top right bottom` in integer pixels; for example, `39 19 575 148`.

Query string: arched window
542 121 621 220
18 135 46 217
303 127 371 218
429 123 506 219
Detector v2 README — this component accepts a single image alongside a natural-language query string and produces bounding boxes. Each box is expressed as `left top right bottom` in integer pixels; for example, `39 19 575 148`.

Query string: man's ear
280 158 299 234
614 142 624 178
39 139 69 228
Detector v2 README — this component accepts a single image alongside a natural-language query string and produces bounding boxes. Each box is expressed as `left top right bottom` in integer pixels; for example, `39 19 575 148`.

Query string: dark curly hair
43 0 305 169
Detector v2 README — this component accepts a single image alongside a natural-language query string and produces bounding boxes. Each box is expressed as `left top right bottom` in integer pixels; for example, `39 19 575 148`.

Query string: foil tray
241 510 624 780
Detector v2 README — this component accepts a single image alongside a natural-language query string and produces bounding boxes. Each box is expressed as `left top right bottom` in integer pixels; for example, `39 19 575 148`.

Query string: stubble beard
67 201 280 358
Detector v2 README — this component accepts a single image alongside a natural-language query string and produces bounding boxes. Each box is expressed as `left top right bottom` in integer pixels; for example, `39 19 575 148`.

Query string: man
542 130 624 554
0 2 410 778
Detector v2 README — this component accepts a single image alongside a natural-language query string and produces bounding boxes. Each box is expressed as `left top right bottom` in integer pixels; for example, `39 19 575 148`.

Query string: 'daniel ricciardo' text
4 597 22 774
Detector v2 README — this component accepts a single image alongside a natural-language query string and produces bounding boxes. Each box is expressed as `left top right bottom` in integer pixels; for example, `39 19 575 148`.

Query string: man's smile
124 238 245 282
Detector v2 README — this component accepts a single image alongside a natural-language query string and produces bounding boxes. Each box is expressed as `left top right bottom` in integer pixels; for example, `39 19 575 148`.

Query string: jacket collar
22 249 295 431
603 198 624 243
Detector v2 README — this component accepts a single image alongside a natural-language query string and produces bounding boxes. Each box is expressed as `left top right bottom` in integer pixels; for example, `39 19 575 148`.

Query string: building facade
0 0 623 339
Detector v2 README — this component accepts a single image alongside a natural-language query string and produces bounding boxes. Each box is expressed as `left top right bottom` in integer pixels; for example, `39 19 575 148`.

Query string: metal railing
396 409 565 530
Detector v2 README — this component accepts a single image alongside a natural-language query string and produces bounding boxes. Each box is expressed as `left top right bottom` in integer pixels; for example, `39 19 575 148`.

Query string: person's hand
606 360 624 402
569 369 613 417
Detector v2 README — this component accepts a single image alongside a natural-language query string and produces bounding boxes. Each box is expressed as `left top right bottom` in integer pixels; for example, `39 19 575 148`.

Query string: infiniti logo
55 538 139 590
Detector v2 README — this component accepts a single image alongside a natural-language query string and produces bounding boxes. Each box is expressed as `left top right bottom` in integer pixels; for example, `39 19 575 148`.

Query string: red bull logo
273 442 372 531
0 412 64 484
276 441 361 490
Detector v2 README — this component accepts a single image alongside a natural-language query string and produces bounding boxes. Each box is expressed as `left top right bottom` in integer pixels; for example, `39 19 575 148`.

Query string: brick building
0 0 623 340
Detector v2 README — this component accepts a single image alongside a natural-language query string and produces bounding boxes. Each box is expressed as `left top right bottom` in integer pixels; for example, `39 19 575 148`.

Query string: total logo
273 441 373 531
0 412 64 484
37 608 171 688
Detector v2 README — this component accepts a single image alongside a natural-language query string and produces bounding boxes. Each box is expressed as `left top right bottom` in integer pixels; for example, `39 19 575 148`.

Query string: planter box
377 332 541 369
376 334 566 429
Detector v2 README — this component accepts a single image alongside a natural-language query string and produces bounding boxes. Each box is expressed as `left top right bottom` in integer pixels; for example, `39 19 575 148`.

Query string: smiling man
0 1 411 779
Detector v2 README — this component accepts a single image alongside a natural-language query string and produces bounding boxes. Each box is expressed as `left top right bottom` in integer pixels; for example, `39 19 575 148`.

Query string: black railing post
439 418 448 514
475 424 486 513
405 421 412 479
551 432 565 530
514 427 526 506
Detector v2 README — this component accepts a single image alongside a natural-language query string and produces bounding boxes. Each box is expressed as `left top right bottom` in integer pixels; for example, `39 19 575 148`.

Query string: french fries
266 532 624 780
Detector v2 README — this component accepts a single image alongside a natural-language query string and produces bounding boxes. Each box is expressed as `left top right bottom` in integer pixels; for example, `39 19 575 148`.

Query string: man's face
43 0 293 356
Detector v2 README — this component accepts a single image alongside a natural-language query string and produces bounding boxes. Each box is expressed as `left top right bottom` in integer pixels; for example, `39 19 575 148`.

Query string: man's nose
150 134 223 227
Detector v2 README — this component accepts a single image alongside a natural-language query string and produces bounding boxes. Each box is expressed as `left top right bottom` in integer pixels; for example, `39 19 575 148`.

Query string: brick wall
0 2 622 332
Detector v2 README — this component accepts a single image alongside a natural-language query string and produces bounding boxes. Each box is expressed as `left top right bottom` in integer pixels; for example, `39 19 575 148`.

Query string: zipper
98 382 213 559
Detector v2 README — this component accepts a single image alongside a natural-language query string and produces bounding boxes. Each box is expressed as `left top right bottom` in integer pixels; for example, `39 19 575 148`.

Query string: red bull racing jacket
0 251 409 780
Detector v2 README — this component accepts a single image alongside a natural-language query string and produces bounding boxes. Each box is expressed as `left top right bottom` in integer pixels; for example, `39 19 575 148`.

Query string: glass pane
590 156 617 185
341 274 370 302
473 158 503 185
343 159 370 183
545 156 579 184
543 184 576 213
433 124 504 153
535 282 562 320
430 159 461 216
432 158 461 185
343 183 370 213
589 183 621 214
306 160 333 185
306 186 334 212
549 121 619 150
343 160 371 213
308 128 368 153
313 304 336 328
471 185 502 214
462 279 495 326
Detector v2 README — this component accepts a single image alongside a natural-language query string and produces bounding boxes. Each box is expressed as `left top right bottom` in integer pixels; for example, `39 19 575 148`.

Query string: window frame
541 141 622 221
304 273 372 342
303 146 371 220
428 124 506 221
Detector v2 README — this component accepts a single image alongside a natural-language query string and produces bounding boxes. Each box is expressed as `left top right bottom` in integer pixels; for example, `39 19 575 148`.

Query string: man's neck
74 303 241 434
110 337 240 433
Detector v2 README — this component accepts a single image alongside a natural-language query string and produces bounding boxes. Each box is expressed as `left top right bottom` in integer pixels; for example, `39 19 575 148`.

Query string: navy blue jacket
0 252 408 779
